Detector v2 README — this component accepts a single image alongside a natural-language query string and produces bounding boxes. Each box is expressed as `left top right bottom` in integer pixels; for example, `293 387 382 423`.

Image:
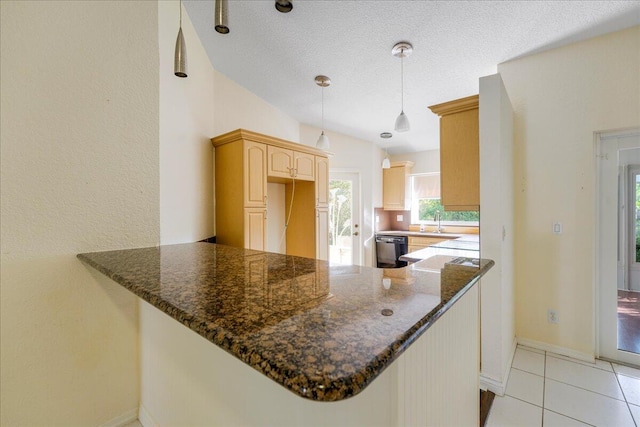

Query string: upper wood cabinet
315 156 329 207
429 95 479 211
267 146 315 181
383 161 414 210
244 141 267 207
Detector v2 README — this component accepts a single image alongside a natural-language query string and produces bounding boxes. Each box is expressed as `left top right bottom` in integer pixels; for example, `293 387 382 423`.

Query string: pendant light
174 0 187 78
392 42 412 132
380 132 392 169
315 75 331 150
215 0 230 34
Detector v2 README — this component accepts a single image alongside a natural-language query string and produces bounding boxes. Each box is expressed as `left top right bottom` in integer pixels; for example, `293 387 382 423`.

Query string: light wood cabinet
315 156 329 207
244 208 267 251
212 129 329 259
315 208 329 261
408 235 451 253
244 141 268 207
429 95 479 211
267 146 315 181
294 152 315 181
383 161 414 210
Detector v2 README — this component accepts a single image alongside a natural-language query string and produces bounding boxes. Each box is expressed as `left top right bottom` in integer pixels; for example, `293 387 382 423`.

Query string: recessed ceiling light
380 132 393 139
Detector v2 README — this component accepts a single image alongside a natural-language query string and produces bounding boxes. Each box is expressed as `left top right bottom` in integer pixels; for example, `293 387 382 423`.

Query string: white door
329 172 361 265
626 166 640 292
597 130 640 364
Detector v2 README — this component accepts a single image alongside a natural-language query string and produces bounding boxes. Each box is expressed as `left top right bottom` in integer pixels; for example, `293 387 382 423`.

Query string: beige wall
159 1 215 245
498 26 640 356
0 1 159 425
391 149 440 174
141 3 302 421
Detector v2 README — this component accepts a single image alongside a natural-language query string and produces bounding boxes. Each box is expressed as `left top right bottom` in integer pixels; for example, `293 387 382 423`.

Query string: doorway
597 129 640 364
329 171 361 265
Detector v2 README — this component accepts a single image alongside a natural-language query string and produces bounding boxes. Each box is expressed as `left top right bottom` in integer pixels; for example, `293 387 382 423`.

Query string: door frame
329 169 362 266
595 128 640 365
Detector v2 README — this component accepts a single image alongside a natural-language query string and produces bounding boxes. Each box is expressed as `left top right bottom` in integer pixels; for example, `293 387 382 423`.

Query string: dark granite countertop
77 243 493 402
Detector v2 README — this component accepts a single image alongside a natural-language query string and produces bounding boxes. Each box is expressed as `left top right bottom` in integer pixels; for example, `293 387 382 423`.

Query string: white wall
0 1 159 425
299 126 382 267
498 26 640 357
159 1 215 245
479 74 515 394
391 150 440 174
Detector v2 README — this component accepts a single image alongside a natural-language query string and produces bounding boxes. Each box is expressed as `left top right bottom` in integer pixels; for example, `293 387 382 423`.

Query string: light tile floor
487 345 640 427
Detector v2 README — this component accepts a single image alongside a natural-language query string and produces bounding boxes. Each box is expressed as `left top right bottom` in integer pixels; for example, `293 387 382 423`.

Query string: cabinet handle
264 209 267 219
264 195 267 204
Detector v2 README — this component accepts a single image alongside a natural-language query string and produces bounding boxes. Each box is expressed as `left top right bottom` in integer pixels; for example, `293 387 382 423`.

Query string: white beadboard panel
397 285 479 426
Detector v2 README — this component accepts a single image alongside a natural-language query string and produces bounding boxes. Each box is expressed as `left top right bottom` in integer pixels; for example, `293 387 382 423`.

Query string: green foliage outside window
418 199 479 222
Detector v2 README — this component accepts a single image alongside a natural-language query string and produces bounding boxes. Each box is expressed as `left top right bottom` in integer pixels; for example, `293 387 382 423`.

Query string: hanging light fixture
174 0 187 78
215 0 230 34
392 42 413 132
380 132 392 169
275 0 293 13
315 75 331 150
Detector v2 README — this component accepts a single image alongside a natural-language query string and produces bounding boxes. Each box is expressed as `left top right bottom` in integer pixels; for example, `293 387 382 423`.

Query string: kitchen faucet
434 211 443 233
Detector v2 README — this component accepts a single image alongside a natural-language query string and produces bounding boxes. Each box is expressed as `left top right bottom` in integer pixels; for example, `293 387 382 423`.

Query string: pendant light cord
321 86 325 131
400 50 404 112
179 0 182 27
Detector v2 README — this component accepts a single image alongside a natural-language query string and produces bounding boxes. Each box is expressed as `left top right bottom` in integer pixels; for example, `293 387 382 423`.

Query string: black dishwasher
375 234 409 268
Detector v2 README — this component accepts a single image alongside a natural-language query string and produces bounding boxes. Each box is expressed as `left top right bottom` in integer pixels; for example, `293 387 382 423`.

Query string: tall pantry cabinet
212 129 330 260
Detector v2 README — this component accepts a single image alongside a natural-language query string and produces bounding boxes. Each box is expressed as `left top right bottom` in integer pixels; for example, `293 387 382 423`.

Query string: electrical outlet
375 215 380 223
553 222 563 235
548 309 559 324
397 215 403 222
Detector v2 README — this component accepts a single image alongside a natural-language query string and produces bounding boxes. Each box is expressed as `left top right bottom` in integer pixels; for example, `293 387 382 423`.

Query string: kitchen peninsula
78 243 493 426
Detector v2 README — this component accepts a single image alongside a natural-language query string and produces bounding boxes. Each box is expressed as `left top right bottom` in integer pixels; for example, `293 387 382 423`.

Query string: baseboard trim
100 408 138 427
517 337 595 363
139 404 157 427
480 337 517 396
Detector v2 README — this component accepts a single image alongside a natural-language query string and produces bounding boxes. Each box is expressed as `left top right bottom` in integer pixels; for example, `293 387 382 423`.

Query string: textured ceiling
184 1 639 154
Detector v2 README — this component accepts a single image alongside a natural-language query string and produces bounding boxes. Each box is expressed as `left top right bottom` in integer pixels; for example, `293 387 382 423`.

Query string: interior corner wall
391 150 440 175
212 71 300 143
498 26 640 356
159 1 215 245
479 73 515 392
0 1 159 425
299 125 379 267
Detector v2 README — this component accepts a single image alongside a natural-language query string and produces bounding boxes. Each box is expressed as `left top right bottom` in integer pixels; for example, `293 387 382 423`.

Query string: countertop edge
77 246 493 402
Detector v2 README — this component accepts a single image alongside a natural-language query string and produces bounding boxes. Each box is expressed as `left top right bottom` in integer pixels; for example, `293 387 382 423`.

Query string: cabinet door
267 146 294 179
439 108 479 210
383 166 408 210
315 156 329 207
244 208 267 251
244 141 267 207
294 151 315 181
315 208 329 261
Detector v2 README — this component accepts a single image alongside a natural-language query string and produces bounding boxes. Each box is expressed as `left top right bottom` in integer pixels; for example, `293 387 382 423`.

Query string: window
410 173 479 224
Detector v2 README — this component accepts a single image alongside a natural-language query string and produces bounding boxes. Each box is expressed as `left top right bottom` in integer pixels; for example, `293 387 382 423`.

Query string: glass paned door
329 172 360 265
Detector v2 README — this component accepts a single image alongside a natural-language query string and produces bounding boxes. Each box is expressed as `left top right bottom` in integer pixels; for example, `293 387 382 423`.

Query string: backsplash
374 208 411 231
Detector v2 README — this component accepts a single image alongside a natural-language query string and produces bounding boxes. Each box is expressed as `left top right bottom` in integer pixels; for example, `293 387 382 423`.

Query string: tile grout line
544 376 628 403
510 366 545 378
544 408 597 427
541 350 546 427
613 363 638 427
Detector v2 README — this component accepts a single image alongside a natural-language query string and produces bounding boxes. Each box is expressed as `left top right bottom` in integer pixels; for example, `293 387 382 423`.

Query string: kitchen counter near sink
78 242 493 425
376 230 471 238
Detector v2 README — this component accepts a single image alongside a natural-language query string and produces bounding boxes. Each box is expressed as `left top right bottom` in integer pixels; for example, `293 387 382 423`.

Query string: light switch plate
397 215 403 222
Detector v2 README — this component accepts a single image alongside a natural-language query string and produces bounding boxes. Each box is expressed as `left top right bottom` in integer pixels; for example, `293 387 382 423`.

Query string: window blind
412 174 440 199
